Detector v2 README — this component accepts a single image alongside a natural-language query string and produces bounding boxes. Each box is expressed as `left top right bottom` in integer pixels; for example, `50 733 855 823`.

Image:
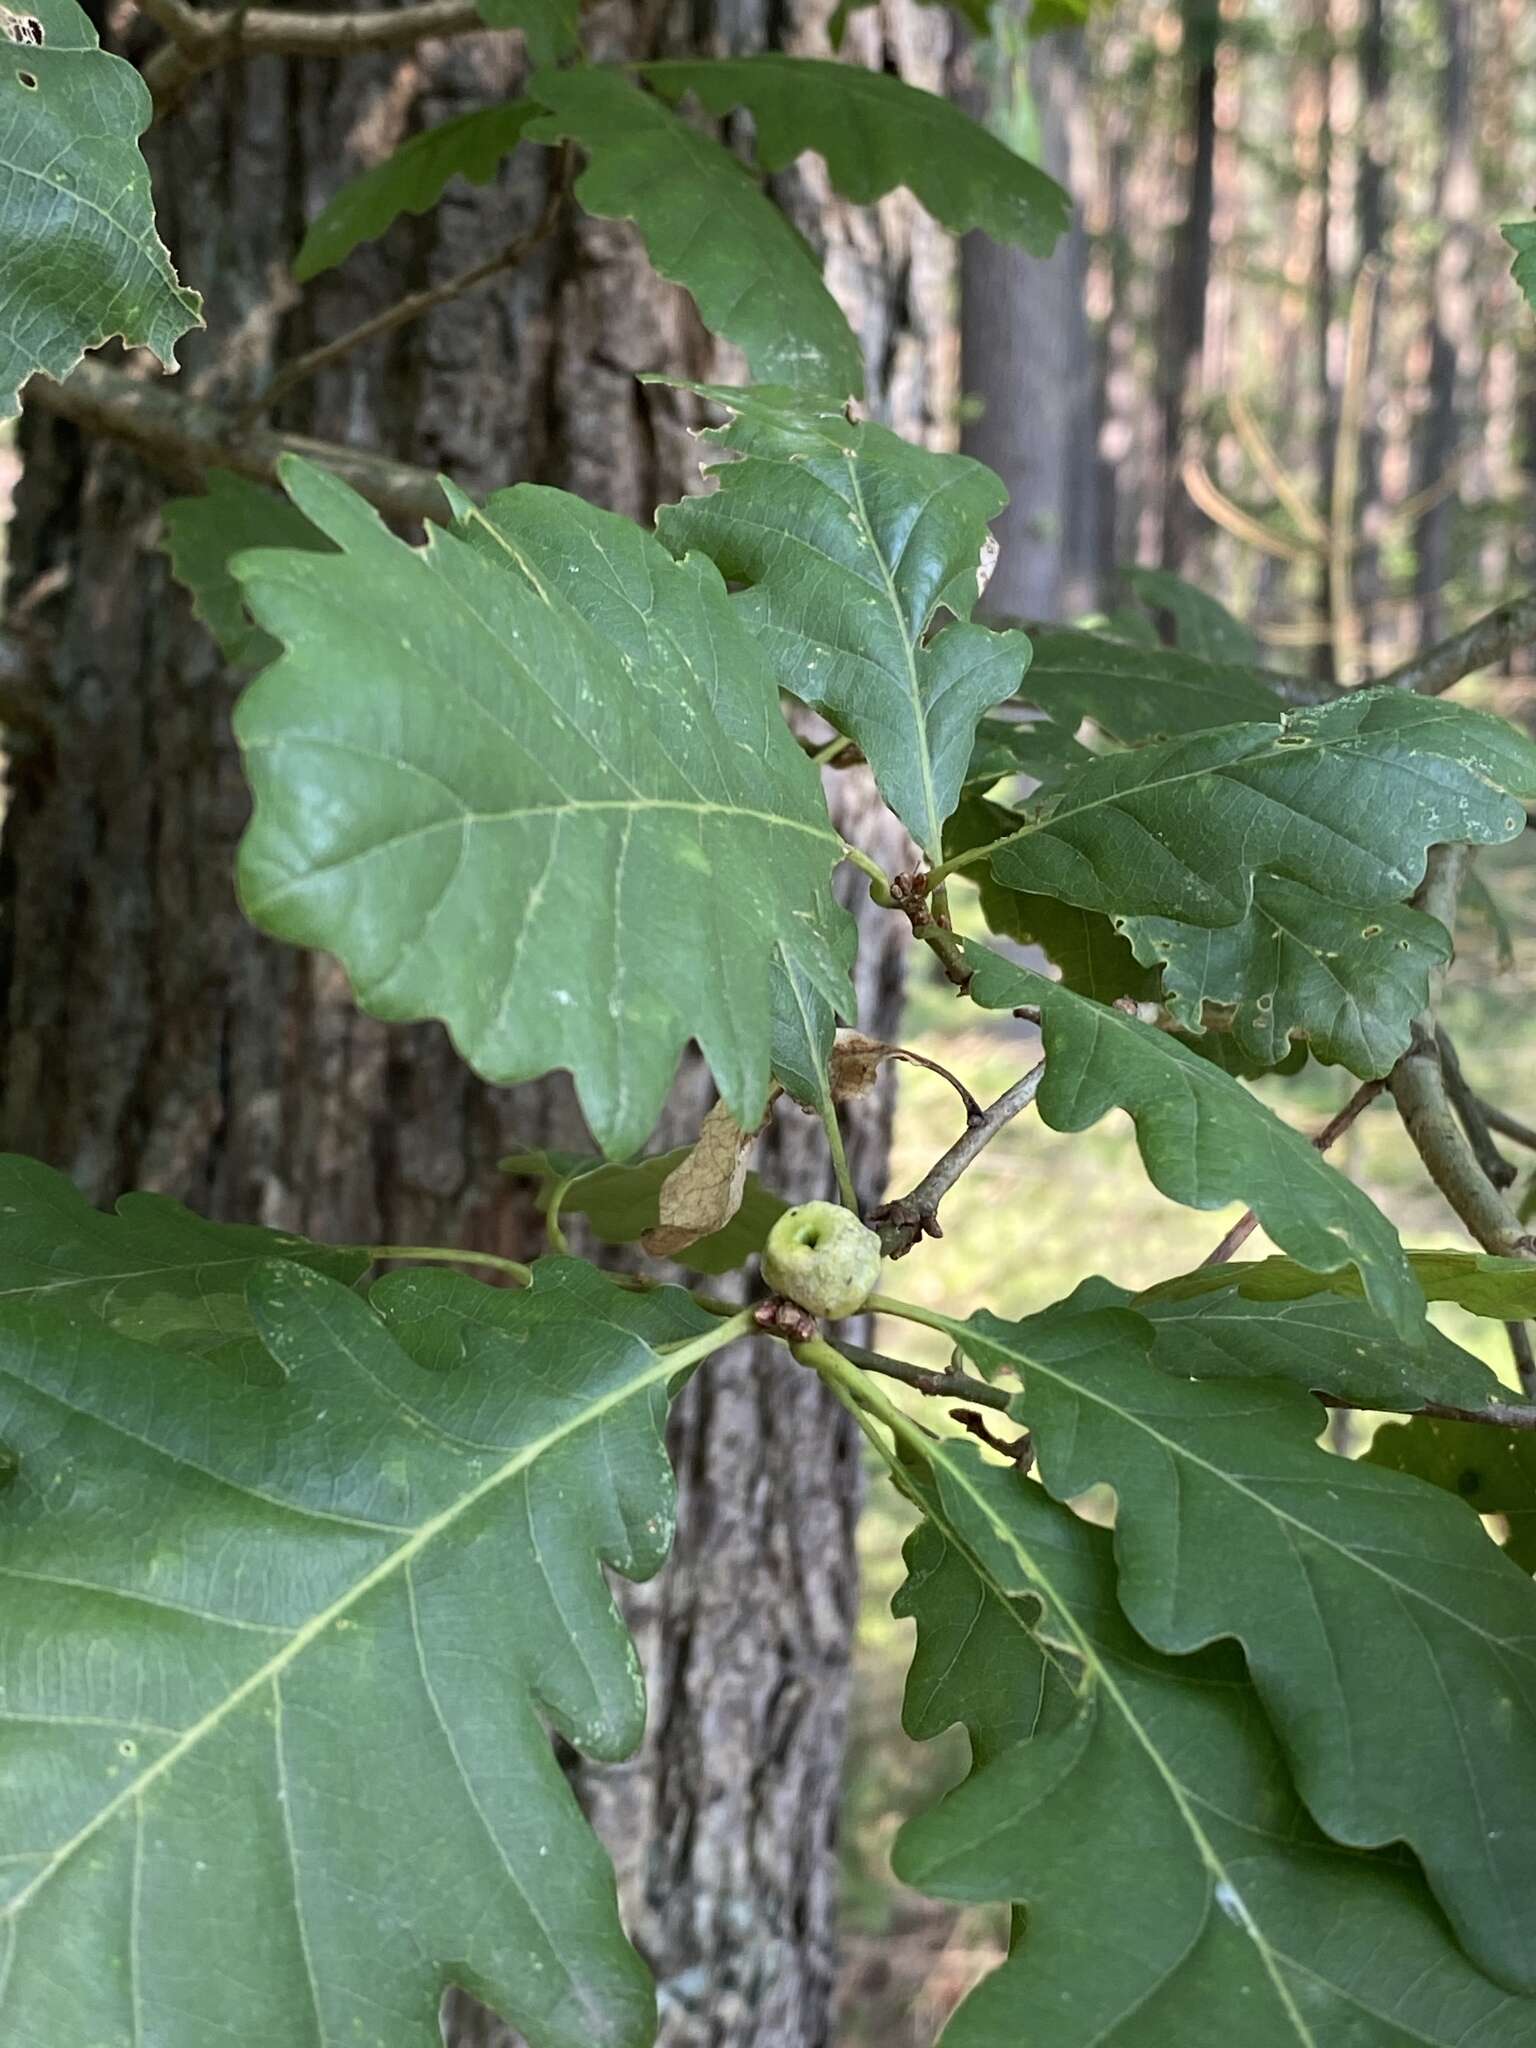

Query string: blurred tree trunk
952 15 1099 620
1156 0 1218 571
1413 0 1478 647
0 3 953 2041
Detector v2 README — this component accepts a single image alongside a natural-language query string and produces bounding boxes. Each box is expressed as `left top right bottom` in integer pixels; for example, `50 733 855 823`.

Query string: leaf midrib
0 1338 683 1929
918 1440 1320 2046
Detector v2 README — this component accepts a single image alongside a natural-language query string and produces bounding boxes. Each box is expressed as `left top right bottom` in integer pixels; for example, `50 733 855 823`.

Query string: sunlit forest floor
837 741 1536 2041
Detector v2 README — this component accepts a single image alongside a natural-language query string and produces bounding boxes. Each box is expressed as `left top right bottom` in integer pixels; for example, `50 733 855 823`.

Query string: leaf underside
0 1254 716 2048
163 469 335 667
1147 1250 1536 1322
498 1144 785 1273
233 459 853 1159
0 0 201 417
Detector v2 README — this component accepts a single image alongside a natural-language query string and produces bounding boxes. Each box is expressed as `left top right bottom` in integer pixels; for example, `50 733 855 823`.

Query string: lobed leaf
642 56 1070 254
293 102 544 282
0 0 201 417
526 69 862 394
962 941 1422 1339
233 459 853 1159
891 1439 1536 2044
1017 625 1285 741
1122 565 1260 665
970 689 1536 927
1148 1249 1536 1321
1120 1274 1502 1414
1369 1417 1536 1573
163 469 333 666
961 715 1093 799
1124 875 1453 1076
1505 220 1536 316
469 0 579 64
0 1151 365 1378
928 1299 1536 1992
499 1144 784 1275
0 1252 725 2047
657 383 1029 858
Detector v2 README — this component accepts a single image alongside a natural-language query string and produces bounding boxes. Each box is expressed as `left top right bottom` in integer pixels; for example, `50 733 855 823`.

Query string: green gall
761 1201 882 1320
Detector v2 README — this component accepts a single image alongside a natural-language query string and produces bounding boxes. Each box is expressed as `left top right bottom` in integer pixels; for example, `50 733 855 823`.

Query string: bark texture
1 1 953 2040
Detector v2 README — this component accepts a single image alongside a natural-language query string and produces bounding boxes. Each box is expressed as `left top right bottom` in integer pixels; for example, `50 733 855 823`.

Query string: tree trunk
953 15 1098 621
0 2 951 2040
1156 0 1218 572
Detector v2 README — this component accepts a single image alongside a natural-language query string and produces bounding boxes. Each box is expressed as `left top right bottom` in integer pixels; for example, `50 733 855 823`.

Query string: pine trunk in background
1414 0 1478 647
1156 0 1218 572
0 3 954 2041
953 15 1098 621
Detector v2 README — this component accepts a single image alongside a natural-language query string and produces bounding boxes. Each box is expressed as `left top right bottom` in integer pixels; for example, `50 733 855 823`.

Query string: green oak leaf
1016 625 1285 741
642 56 1069 254
0 1151 365 1378
1369 1417 1536 1573
1147 1249 1536 1321
962 941 1421 1339
657 383 1029 859
891 1441 1536 2044
1123 565 1260 665
1119 1275 1503 1414
498 1145 785 1274
0 0 201 417
232 458 853 1160
928 1298 1536 1994
469 0 579 65
965 689 1536 926
0 1255 726 2048
945 794 1156 1004
1505 220 1536 316
1123 875 1453 1076
293 103 544 282
960 715 1092 798
162 469 333 666
526 69 862 395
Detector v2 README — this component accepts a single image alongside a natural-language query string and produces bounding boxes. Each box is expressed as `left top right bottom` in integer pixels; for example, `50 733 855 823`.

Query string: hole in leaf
1360 924 1382 938
17 66 36 84
2 12 43 43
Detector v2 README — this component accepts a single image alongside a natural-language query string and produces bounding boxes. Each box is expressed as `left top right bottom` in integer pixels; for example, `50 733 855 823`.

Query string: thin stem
872 1060 1045 1258
811 732 859 767
1507 1324 1536 1402
368 1243 534 1284
1436 1030 1518 1190
865 1290 958 1338
1201 1077 1385 1266
839 841 894 901
244 161 569 423
1390 848 1535 1260
543 1176 576 1257
820 1103 859 1213
1376 590 1536 697
835 1340 1011 1413
26 360 450 526
139 0 490 116
1478 1100 1536 1155
662 1309 759 1371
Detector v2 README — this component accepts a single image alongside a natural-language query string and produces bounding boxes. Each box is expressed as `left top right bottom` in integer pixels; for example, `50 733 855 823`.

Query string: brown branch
1376 591 1536 697
871 1061 1045 1258
1435 1030 1518 1189
1201 1077 1386 1266
24 359 450 526
244 157 570 423
950 1408 1035 1465
834 1342 1011 1412
1389 847 1536 1261
139 0 489 116
1480 1101 1536 1154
